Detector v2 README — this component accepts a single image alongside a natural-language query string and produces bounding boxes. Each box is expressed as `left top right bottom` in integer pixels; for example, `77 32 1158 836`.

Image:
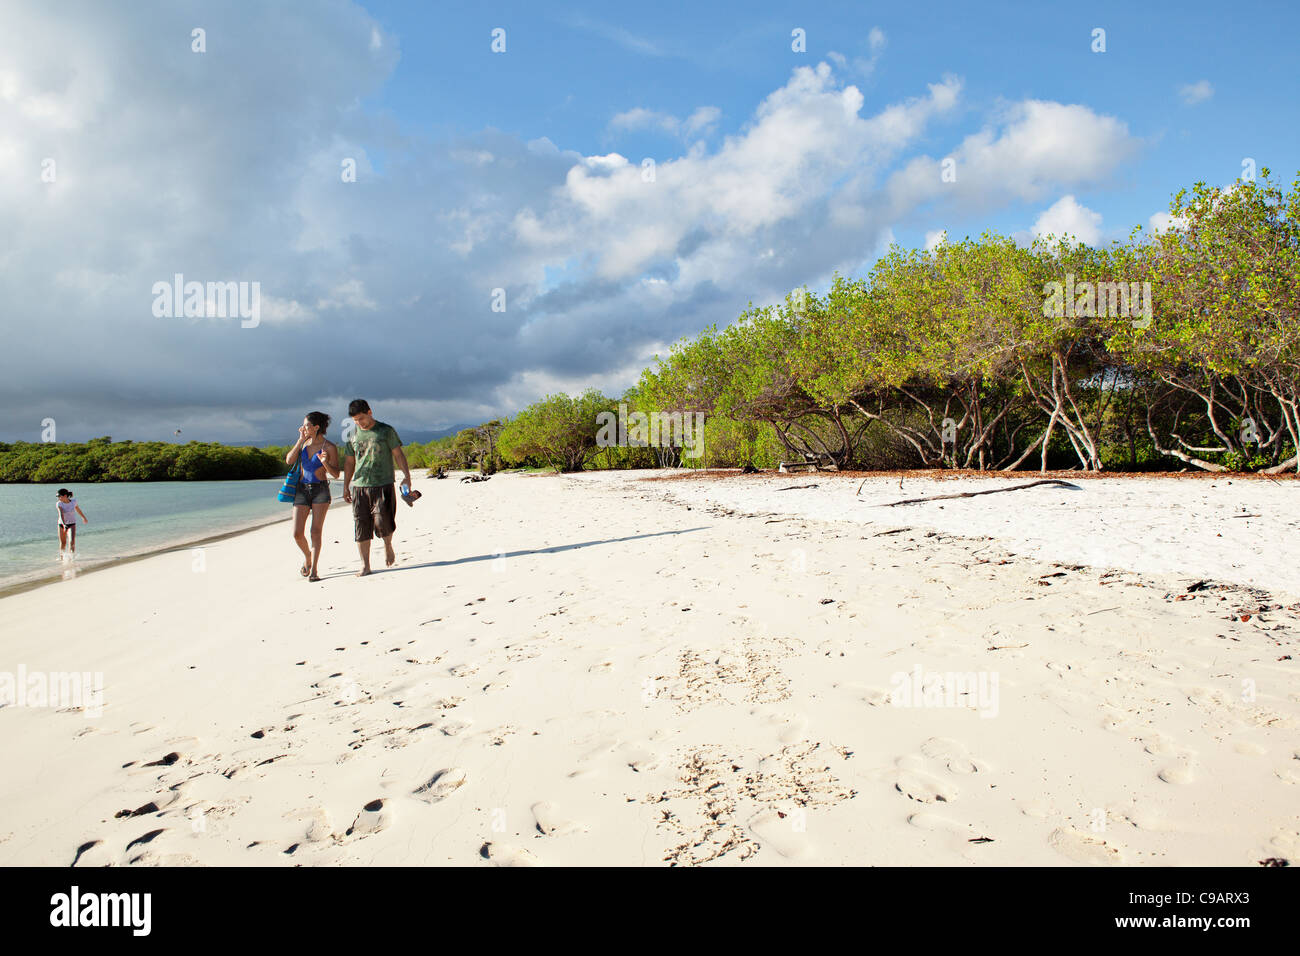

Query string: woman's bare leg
68 526 75 553
292 505 311 574
58 525 67 554
308 501 329 580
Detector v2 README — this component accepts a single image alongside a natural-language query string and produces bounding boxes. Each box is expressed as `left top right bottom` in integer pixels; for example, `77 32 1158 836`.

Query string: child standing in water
55 488 88 559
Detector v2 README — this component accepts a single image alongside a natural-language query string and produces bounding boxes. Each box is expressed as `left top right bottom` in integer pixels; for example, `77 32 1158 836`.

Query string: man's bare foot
300 562 310 577
356 567 372 577
385 542 396 567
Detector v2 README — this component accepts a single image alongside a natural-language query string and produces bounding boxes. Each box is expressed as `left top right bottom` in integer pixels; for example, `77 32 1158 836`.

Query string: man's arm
343 453 356 501
392 445 412 488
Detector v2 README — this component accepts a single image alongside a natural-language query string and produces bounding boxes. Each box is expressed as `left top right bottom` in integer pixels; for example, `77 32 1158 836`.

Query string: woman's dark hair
306 411 331 435
347 399 370 416
57 488 71 497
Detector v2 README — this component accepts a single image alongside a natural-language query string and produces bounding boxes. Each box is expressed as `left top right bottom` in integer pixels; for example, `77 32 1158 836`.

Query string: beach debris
869 478 1080 507
777 483 819 491
460 474 491 483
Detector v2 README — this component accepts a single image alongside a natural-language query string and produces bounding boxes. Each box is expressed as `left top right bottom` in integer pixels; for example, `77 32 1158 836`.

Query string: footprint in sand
919 737 984 774
127 750 188 776
835 682 891 706
125 829 167 853
893 766 958 804
1049 826 1124 865
480 672 513 693
1141 733 1178 755
346 799 392 837
531 801 589 836
480 841 541 867
436 717 473 737
619 744 661 773
1106 802 1171 831
449 663 479 678
1017 799 1052 819
71 839 114 867
907 811 989 849
1157 753 1198 785
1254 828 1299 865
285 807 335 842
413 768 468 803
1273 764 1300 785
748 809 813 860
770 712 809 744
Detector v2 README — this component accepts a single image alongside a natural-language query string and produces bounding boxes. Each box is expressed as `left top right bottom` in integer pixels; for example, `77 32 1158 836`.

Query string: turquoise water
0 480 315 589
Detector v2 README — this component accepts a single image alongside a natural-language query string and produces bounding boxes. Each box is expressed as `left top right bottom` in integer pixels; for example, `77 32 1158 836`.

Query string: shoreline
0 500 349 601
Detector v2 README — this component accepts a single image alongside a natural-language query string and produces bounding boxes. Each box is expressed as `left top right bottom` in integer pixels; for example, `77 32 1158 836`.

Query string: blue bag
278 462 302 503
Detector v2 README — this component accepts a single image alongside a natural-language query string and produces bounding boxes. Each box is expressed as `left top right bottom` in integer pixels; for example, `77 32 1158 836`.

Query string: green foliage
497 391 616 472
0 439 289 483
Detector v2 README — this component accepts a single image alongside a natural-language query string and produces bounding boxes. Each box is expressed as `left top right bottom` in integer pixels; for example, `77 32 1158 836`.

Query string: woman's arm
285 427 308 465
319 441 341 479
75 506 88 523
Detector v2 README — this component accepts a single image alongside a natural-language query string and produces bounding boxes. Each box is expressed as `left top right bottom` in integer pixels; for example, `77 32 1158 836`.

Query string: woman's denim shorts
293 481 332 506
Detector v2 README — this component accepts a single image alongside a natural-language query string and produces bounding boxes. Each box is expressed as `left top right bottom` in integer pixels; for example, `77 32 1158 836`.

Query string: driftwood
460 474 491 484
868 478 1080 507
779 452 839 474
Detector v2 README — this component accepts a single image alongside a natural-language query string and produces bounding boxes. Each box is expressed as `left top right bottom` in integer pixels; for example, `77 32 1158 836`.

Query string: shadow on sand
314 525 712 580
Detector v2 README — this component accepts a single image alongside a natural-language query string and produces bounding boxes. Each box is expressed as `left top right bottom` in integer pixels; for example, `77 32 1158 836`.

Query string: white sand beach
1 470 1297 867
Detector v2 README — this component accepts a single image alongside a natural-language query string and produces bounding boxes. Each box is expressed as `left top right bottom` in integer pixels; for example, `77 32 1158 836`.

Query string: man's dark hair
306 411 331 434
347 399 370 417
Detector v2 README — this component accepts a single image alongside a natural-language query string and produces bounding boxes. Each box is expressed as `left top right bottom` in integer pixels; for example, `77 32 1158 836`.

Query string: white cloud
609 104 720 139
827 26 887 76
1031 195 1103 246
924 229 947 250
885 100 1137 217
1178 80 1213 105
1148 211 1188 233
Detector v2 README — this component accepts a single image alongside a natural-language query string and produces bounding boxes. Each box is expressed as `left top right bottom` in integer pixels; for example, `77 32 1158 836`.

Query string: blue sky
1 0 1297 442
362 0 1299 249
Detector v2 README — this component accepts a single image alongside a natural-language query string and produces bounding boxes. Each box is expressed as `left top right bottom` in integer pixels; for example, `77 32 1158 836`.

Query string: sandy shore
1 470 1297 866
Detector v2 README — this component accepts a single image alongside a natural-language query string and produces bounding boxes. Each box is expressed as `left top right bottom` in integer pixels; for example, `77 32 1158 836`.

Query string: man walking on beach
342 399 412 577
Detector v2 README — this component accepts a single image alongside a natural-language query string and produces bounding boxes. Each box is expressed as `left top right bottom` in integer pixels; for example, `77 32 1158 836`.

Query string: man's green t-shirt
345 422 402 487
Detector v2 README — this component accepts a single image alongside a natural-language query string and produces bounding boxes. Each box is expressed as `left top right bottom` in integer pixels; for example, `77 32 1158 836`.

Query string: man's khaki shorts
351 484 396 542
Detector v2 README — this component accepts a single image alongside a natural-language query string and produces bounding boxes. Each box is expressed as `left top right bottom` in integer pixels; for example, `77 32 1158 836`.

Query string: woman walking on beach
54 488 88 560
286 412 340 581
